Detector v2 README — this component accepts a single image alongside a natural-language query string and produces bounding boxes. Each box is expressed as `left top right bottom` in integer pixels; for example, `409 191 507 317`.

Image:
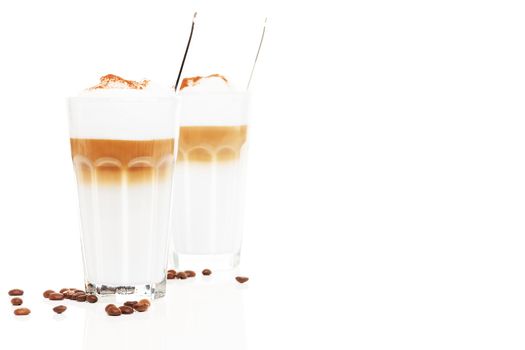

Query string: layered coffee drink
171 74 249 268
69 74 179 299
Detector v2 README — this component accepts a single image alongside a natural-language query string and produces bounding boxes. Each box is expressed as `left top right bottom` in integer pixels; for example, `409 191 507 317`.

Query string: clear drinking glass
169 10 264 269
68 94 179 299
171 92 249 269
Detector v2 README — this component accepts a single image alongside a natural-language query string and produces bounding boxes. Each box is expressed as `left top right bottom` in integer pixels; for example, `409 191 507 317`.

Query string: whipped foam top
69 74 179 140
177 74 248 126
179 74 232 93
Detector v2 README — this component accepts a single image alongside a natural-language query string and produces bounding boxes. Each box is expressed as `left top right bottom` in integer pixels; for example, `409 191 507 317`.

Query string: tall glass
171 92 249 269
68 94 179 299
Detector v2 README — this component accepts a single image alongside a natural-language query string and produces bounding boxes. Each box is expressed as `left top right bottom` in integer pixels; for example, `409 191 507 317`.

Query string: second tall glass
171 92 249 269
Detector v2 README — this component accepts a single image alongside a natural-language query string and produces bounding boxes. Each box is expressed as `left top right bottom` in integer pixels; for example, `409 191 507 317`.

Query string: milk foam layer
69 75 178 140
178 74 248 126
177 92 249 126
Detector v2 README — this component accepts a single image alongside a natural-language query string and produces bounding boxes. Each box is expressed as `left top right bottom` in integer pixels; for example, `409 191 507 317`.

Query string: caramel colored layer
177 126 247 162
71 139 175 185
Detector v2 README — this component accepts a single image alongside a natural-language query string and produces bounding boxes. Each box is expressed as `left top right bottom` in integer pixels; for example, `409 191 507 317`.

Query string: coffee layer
177 126 247 162
71 139 175 185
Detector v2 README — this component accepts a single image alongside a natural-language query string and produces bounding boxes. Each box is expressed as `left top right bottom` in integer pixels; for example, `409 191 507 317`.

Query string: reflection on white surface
83 272 246 350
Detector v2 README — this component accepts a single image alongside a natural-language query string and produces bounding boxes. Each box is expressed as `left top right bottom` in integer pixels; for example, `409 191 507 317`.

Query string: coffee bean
59 288 69 293
72 291 85 301
133 303 148 312
76 294 87 302
8 289 23 296
53 305 67 314
105 304 117 312
167 271 176 280
11 298 23 306
86 295 98 303
49 293 65 300
202 269 212 276
14 308 30 316
176 272 187 280
138 299 151 307
185 270 196 278
235 276 249 284
133 299 150 312
124 301 138 307
43 290 55 298
168 269 176 274
119 305 134 314
106 306 122 316
11 297 23 306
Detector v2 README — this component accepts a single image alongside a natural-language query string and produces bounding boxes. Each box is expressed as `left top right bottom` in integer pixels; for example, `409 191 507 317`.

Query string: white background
0 0 525 349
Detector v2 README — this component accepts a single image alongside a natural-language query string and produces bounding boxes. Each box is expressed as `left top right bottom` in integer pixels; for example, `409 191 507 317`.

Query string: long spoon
246 18 267 89
174 12 197 92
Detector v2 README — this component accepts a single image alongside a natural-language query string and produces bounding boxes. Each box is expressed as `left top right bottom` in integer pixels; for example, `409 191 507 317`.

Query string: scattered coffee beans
119 305 134 314
103 300 150 316
43 290 55 298
176 271 187 280
235 276 249 284
167 271 176 280
8 289 23 296
49 293 65 301
14 308 30 316
202 269 212 276
10 297 23 306
86 295 98 303
53 305 67 314
185 270 196 278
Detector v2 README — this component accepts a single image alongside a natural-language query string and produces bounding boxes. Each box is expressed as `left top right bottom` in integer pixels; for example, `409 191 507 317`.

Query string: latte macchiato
69 74 178 299
171 75 250 269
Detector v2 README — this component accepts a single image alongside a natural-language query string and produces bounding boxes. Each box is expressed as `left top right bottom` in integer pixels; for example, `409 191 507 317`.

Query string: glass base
85 279 166 301
173 252 240 270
